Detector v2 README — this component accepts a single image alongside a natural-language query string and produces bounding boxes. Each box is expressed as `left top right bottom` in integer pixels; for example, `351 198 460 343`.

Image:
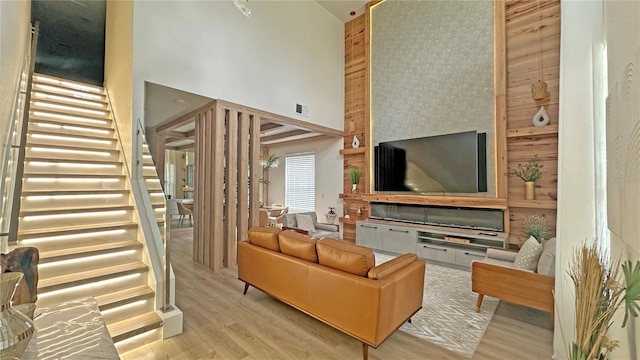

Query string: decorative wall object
532 106 550 126
531 0 550 102
352 135 360 148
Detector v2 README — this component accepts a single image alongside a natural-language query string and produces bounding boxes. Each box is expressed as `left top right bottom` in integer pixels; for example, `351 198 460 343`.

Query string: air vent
295 103 309 117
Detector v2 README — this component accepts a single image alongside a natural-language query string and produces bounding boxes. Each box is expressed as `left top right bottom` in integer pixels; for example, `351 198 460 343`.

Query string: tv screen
374 131 487 193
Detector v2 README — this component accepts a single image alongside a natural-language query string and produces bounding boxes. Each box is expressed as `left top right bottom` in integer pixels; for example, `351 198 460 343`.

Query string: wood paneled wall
341 15 368 242
342 0 560 247
505 0 560 246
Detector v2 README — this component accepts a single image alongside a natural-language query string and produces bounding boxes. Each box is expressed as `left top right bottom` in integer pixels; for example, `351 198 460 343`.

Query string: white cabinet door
381 225 416 254
355 221 383 250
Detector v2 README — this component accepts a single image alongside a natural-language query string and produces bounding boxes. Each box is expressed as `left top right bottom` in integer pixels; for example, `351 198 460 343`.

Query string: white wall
104 0 136 174
132 0 344 132
555 1 603 358
265 138 343 221
604 1 640 358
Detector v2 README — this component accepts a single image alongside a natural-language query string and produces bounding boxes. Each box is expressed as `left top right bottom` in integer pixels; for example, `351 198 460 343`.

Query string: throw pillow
514 236 544 271
537 237 556 276
295 214 316 233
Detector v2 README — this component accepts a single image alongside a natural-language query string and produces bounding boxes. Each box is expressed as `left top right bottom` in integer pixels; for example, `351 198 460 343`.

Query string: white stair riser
100 298 155 326
20 193 130 211
36 270 149 309
18 209 134 231
21 177 126 191
19 228 139 252
38 248 142 280
24 162 123 176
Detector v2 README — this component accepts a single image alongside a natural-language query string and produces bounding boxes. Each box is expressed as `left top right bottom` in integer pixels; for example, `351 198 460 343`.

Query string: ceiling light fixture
233 0 251 19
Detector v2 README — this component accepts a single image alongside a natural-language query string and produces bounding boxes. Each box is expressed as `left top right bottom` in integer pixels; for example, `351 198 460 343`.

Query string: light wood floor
121 228 553 359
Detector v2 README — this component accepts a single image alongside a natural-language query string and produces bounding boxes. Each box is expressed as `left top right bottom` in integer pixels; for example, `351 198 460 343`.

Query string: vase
0 273 35 358
525 181 535 200
351 184 357 193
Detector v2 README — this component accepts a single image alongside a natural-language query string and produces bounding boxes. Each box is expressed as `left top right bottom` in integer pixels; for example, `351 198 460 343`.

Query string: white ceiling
143 2 362 149
316 0 368 23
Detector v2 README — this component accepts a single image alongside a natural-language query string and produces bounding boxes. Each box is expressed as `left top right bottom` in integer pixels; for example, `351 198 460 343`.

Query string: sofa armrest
315 223 339 232
472 260 554 314
485 247 518 262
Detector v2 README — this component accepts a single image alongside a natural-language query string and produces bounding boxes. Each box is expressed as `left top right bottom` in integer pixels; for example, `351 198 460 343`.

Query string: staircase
17 73 165 348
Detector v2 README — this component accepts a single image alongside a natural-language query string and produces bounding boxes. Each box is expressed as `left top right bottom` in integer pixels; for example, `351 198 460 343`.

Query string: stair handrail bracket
104 88 183 339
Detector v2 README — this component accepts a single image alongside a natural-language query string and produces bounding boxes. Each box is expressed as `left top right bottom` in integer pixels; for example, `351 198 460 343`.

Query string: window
285 154 315 212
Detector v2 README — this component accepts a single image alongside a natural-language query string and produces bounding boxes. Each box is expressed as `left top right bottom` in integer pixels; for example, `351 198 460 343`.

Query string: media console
356 203 506 269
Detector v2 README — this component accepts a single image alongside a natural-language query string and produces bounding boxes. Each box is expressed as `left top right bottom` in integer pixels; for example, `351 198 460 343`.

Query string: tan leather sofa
238 227 425 360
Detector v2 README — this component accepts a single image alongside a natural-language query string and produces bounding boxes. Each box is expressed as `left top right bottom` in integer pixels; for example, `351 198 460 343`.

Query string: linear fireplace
369 202 504 232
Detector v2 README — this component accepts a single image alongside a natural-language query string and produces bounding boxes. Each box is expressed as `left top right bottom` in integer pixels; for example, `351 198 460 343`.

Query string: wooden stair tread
29 117 113 131
25 157 122 166
21 189 129 196
38 261 148 293
31 88 108 106
31 98 111 114
29 108 111 122
34 73 105 94
108 311 162 343
39 240 142 264
23 173 125 179
95 285 154 311
21 204 133 217
28 129 116 142
18 221 137 239
26 142 120 154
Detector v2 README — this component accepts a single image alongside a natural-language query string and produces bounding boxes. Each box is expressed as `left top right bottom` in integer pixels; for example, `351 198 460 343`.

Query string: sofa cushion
368 253 416 280
296 214 317 233
316 238 375 277
485 248 518 263
278 230 318 263
537 237 556 276
248 227 282 252
514 236 543 271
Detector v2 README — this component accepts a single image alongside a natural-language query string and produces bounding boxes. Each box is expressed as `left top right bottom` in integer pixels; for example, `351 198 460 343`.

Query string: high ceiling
145 83 341 150
316 0 368 23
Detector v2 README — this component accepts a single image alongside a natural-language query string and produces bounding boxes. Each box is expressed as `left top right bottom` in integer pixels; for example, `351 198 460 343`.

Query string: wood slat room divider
193 101 262 271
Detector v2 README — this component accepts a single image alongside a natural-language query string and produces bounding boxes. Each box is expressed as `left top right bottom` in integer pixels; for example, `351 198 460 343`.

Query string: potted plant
565 242 640 360
349 167 361 193
508 155 543 200
522 214 550 242
259 154 280 185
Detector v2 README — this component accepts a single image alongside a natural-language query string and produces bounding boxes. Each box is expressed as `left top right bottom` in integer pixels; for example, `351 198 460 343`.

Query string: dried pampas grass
566 242 640 360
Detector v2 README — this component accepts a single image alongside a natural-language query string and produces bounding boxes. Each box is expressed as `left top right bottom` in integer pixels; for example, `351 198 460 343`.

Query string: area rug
375 252 498 358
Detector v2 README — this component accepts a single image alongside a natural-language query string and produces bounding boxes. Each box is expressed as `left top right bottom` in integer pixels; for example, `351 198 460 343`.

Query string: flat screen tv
374 131 487 193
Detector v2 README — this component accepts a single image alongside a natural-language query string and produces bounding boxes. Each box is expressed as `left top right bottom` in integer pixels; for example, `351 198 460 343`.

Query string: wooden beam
165 131 188 138
494 0 507 199
212 106 226 271
225 110 239 267
157 100 216 134
265 134 331 148
237 112 250 244
216 99 343 138
260 123 283 132
185 130 196 138
261 129 310 143
249 115 261 227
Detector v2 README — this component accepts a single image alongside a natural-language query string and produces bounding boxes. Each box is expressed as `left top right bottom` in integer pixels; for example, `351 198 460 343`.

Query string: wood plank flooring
120 228 553 359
